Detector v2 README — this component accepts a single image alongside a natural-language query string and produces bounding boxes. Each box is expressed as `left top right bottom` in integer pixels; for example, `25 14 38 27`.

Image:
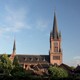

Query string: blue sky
0 0 80 66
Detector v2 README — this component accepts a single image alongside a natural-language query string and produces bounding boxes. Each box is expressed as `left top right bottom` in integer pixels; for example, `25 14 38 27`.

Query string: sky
0 0 80 66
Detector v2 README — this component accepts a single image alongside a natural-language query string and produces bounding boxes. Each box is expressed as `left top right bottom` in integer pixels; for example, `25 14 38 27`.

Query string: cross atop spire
51 12 59 39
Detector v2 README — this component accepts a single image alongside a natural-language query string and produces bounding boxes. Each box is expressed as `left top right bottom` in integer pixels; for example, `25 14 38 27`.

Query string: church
10 13 62 71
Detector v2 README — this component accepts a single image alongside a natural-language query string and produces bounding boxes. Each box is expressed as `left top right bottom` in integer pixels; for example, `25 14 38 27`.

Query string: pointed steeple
13 39 16 54
52 12 59 39
9 39 16 61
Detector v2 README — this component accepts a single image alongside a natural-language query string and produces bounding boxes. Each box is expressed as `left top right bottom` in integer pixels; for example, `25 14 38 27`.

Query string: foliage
0 54 13 75
13 56 20 67
0 54 12 67
48 66 68 79
0 54 33 79
10 66 33 78
70 66 75 70
11 66 25 75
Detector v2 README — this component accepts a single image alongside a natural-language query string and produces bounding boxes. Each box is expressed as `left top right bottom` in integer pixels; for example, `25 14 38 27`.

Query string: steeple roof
9 39 16 61
52 12 59 39
13 39 16 52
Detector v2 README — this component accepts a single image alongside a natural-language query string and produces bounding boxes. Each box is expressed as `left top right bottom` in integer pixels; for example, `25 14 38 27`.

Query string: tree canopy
13 56 20 67
48 66 68 79
0 54 13 75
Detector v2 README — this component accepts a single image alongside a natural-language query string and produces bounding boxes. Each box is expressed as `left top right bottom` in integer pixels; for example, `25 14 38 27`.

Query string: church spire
9 39 16 61
13 39 16 54
52 12 59 39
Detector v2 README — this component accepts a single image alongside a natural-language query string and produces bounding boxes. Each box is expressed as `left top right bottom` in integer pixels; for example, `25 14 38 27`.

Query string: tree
48 66 68 79
10 66 33 79
13 56 20 67
0 54 13 75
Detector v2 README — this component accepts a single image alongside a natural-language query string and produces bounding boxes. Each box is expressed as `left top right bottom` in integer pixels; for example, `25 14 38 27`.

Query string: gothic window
54 41 58 52
54 42 58 47
53 56 60 60
54 47 58 52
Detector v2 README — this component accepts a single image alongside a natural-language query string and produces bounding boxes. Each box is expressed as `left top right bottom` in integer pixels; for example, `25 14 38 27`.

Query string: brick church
10 13 62 70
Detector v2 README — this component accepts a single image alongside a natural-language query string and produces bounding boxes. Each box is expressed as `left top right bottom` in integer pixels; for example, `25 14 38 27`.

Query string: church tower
49 13 62 65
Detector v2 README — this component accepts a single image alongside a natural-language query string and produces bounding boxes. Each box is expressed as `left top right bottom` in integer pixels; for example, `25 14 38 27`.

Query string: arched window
54 41 58 47
54 41 58 52
54 47 58 52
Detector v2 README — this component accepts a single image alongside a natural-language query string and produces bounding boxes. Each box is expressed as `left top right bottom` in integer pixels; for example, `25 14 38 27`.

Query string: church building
10 13 62 70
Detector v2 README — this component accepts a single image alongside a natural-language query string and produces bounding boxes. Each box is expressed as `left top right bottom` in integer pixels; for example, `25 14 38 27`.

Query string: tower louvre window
53 56 60 60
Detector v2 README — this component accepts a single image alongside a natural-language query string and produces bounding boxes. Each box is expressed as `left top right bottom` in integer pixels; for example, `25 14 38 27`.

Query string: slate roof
17 55 50 64
13 40 16 51
51 12 59 40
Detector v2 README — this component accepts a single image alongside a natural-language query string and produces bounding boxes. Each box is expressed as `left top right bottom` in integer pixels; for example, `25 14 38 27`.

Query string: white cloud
0 5 31 35
0 5 49 37
36 19 49 31
66 56 80 67
73 56 80 59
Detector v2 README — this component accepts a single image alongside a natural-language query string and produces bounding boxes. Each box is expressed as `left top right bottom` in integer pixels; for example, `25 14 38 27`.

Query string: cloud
73 56 80 59
73 56 80 66
36 19 49 31
0 5 49 37
66 56 80 67
0 5 31 35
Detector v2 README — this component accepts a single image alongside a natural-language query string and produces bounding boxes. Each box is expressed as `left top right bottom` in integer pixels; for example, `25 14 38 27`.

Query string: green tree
13 56 20 67
48 66 68 79
10 66 32 79
0 54 13 75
